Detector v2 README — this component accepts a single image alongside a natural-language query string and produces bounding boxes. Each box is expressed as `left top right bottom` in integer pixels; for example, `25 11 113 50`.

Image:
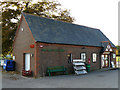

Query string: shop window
80 53 86 62
101 55 104 67
92 53 97 62
105 55 108 60
113 54 116 58
68 53 72 63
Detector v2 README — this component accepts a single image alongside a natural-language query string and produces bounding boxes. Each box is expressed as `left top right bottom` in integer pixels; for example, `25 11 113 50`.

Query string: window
93 53 97 62
106 44 113 52
80 53 86 62
107 45 110 49
105 48 108 51
101 55 104 60
113 54 116 58
110 48 112 51
68 53 72 63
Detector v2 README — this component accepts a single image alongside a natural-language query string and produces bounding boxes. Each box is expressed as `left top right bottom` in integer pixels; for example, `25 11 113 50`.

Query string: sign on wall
103 52 110 54
41 49 65 52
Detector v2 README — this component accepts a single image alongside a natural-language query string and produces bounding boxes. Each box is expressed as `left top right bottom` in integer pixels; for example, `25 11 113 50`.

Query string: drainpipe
109 54 110 69
34 42 37 78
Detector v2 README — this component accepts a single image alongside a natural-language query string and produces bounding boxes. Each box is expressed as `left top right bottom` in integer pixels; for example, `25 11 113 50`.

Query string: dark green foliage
116 45 120 50
1 1 74 56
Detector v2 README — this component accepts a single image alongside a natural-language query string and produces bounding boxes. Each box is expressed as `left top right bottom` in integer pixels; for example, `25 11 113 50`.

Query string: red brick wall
13 17 116 77
36 43 103 77
13 17 36 76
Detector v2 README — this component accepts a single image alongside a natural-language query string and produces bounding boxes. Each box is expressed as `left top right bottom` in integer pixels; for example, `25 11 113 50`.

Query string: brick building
13 13 116 77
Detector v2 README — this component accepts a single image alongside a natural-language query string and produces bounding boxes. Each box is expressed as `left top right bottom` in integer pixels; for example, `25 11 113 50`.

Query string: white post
109 55 110 68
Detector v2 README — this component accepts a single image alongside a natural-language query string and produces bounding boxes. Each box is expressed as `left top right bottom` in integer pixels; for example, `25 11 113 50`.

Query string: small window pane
93 53 97 62
81 53 86 62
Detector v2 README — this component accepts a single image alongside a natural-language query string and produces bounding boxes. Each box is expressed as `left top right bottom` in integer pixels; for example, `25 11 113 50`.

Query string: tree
1 1 75 56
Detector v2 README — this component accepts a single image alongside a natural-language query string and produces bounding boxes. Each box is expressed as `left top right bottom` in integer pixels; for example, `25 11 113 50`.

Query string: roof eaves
36 40 102 47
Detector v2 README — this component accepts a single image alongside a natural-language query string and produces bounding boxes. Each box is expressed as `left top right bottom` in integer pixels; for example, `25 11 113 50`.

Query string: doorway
24 53 30 71
101 54 110 68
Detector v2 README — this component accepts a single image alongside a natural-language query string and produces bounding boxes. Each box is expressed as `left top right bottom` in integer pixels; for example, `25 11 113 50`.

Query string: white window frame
93 53 97 62
81 53 86 62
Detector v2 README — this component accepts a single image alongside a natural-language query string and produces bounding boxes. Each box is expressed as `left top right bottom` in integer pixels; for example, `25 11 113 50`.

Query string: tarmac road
2 69 118 88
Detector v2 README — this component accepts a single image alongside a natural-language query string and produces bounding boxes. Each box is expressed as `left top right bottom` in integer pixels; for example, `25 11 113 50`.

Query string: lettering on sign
41 49 65 52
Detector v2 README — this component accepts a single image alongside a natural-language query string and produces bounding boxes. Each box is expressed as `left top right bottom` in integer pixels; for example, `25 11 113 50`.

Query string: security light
21 28 24 32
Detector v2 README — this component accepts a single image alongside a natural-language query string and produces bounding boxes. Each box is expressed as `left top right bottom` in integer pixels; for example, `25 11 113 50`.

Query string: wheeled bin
86 64 91 72
3 60 15 71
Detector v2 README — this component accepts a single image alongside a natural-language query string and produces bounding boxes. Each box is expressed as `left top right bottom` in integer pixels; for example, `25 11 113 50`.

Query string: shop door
25 53 30 71
101 55 109 68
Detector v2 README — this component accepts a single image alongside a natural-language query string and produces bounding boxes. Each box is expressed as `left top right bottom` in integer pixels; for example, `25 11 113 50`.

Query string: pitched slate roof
23 13 116 48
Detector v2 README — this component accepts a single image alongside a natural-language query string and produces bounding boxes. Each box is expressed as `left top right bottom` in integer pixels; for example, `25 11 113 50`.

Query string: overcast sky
59 0 119 46
33 0 119 45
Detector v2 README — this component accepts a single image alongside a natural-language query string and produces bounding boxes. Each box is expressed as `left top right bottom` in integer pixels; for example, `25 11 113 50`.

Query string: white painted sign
103 52 110 54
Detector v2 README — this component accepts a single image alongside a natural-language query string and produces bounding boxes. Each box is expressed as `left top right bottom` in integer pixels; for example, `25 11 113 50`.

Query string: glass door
101 55 109 68
25 53 30 71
